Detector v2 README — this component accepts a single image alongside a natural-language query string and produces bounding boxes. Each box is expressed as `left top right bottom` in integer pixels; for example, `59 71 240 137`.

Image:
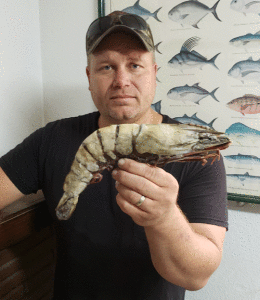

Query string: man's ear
86 67 91 91
154 63 158 86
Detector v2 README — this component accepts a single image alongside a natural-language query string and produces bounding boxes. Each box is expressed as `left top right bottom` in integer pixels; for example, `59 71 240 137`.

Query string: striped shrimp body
56 123 231 220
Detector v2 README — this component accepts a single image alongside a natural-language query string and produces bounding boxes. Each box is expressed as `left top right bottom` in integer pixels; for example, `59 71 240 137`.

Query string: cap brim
88 25 153 55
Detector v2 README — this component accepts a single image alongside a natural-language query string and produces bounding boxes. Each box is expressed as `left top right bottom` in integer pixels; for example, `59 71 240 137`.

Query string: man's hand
112 158 179 227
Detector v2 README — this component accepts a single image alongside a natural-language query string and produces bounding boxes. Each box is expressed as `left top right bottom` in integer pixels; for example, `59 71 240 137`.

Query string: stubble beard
107 106 140 122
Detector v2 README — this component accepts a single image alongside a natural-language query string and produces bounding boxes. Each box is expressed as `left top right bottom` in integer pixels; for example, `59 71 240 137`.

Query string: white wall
39 0 97 124
1 1 260 299
0 0 44 156
0 0 97 157
186 202 260 300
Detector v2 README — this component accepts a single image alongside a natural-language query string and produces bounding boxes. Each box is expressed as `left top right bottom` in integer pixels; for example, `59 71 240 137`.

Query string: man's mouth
111 95 135 99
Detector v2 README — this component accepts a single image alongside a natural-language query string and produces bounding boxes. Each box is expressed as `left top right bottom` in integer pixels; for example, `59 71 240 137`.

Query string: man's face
86 31 157 127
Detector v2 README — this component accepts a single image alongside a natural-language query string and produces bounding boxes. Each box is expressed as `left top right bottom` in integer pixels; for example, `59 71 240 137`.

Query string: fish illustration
225 123 260 145
230 31 260 49
230 0 260 16
168 36 220 71
227 172 260 186
228 57 260 83
173 113 217 129
227 94 260 115
167 83 219 104
168 0 221 29
155 42 162 55
225 153 260 165
151 100 162 113
122 0 162 22
226 122 260 136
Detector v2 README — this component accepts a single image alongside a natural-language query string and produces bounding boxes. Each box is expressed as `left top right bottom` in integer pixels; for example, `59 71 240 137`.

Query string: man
0 11 228 300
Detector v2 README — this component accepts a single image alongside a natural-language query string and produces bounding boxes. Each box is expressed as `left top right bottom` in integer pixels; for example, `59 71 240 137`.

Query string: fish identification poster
104 0 260 201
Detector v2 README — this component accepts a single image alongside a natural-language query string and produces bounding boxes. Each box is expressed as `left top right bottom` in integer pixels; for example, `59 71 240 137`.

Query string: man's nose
112 68 131 88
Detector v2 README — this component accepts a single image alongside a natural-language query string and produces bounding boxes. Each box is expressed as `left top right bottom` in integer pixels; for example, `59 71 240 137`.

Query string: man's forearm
0 167 24 210
144 204 224 291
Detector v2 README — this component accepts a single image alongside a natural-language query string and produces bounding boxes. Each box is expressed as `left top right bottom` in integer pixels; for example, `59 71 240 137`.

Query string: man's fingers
113 167 160 201
116 158 172 187
115 181 152 210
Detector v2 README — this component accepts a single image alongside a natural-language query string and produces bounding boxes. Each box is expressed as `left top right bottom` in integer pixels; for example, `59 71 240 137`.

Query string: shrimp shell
56 123 231 220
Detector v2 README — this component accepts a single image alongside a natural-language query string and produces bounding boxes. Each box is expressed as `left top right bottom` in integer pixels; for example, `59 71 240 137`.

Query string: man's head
86 11 160 127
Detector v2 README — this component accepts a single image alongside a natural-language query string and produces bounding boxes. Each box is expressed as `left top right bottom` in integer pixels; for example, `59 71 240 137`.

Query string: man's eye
103 65 111 70
132 64 139 69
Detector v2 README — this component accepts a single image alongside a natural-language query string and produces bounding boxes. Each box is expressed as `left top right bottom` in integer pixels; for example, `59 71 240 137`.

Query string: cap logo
109 11 126 25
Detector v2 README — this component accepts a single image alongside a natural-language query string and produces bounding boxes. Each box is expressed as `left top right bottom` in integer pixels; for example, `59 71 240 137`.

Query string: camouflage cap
86 11 155 56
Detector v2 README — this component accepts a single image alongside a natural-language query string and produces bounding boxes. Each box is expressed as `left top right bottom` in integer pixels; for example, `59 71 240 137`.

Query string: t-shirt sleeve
0 128 44 195
173 156 228 230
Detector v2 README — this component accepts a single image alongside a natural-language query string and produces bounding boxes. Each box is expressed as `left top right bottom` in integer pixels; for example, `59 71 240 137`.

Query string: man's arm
0 167 24 210
112 158 226 291
144 210 225 291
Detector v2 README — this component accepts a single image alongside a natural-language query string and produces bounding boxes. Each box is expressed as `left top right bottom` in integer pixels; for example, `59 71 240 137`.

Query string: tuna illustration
173 113 217 129
122 0 162 22
167 83 219 104
228 57 260 83
151 100 162 113
230 0 260 16
227 94 260 115
229 31 260 50
227 172 260 186
168 36 220 71
168 0 221 29
225 153 260 166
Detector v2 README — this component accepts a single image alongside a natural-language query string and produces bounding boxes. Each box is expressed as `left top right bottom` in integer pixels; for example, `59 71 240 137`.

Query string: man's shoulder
44 111 100 136
46 111 99 128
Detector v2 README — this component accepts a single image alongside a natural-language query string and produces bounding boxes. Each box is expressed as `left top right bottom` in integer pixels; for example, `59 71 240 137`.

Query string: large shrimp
56 123 231 220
